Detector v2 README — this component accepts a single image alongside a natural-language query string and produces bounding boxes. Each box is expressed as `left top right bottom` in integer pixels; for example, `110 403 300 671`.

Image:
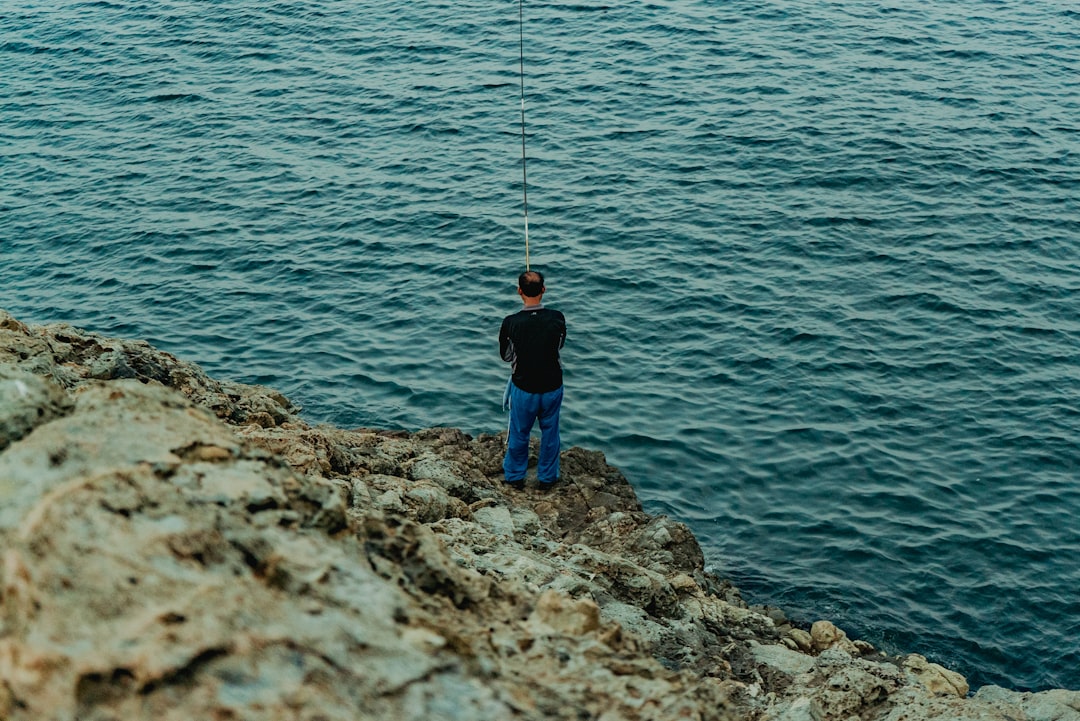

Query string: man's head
518 270 545 299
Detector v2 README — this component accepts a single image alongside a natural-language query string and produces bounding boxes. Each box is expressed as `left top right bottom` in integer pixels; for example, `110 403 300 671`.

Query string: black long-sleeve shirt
499 305 566 393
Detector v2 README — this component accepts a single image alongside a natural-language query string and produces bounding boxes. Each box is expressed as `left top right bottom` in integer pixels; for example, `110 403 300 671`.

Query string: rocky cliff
0 308 1076 721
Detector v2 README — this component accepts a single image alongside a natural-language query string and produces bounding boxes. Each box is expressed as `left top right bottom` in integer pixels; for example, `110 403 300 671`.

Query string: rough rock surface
0 308 1075 721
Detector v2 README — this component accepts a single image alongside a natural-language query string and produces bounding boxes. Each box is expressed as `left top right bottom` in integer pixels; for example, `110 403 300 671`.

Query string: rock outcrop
0 309 1076 721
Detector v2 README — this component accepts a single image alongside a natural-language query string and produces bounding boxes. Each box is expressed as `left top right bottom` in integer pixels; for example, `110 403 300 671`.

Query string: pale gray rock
471 504 515 538
0 364 70 450
402 481 452 521
87 347 138 380
599 600 668 647
750 642 815 677
405 452 471 496
509 505 542 538
768 697 817 721
973 686 1080 721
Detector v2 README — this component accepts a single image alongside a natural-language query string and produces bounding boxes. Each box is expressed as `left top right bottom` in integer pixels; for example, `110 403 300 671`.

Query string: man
500 270 566 489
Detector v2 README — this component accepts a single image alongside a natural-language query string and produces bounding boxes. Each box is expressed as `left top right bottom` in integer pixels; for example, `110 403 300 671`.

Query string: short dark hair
518 270 544 298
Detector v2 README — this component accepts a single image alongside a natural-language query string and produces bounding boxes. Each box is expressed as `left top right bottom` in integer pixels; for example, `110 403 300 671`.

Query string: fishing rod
518 0 530 271
503 0 531 448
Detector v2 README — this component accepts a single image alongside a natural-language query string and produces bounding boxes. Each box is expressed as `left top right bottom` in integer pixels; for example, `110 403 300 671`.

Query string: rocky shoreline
1 308 1076 721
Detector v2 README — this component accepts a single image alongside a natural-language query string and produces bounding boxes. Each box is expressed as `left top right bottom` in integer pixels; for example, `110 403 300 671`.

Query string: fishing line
504 0 530 447
518 0 530 270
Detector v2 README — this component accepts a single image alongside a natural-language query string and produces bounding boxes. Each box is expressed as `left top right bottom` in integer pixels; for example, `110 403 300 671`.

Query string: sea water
2 0 1078 691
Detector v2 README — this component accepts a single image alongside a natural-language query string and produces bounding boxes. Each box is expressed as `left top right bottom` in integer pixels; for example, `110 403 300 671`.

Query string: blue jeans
503 383 563 483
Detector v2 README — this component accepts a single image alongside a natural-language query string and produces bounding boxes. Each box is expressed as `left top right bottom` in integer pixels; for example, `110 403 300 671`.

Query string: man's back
500 306 566 394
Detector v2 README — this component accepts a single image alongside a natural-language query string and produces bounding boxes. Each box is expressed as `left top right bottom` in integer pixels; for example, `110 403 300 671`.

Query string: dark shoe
505 479 525 490
536 479 558 492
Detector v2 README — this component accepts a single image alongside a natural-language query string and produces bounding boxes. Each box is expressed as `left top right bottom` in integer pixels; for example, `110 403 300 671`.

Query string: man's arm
499 317 516 363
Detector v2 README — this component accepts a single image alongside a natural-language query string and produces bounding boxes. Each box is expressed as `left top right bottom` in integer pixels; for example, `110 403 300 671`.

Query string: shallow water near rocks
3 0 1079 691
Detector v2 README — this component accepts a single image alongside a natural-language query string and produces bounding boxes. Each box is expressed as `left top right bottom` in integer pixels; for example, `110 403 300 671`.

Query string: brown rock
904 653 971 698
532 589 602 635
811 620 858 655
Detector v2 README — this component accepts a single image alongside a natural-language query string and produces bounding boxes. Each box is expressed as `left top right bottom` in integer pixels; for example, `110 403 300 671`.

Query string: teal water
2 0 1079 691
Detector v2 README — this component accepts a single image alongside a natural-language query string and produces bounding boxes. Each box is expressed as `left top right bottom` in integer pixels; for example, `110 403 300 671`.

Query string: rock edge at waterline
0 309 1074 721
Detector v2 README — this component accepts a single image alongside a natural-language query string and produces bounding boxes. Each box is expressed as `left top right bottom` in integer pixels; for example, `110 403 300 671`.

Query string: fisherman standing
500 270 566 489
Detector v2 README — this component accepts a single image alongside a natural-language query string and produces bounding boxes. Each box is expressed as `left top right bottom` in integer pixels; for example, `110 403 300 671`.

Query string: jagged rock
404 481 458 523
0 313 56 377
0 309 1066 721
973 686 1080 721
364 515 492 608
812 662 897 720
0 389 437 720
87 348 138 380
579 512 705 575
405 452 473 500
